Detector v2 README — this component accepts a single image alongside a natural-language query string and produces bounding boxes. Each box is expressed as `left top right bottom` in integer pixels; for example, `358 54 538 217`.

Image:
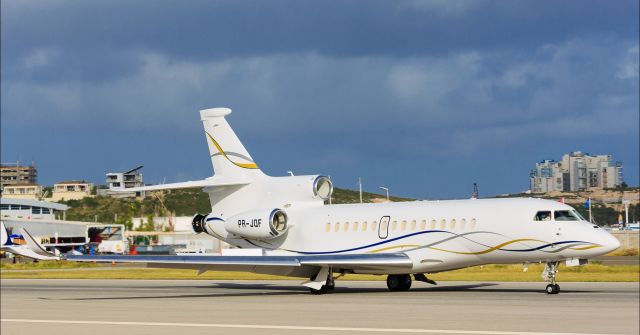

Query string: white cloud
400 0 489 16
617 45 639 80
23 48 58 69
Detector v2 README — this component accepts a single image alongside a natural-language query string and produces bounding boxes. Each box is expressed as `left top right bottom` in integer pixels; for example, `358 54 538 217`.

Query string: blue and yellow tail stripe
205 132 259 169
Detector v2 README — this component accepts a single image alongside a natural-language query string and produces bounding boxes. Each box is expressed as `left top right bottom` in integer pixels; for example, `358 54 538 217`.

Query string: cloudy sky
2 0 638 199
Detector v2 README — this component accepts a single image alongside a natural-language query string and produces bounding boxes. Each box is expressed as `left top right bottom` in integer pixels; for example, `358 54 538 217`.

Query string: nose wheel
545 283 560 294
542 261 561 294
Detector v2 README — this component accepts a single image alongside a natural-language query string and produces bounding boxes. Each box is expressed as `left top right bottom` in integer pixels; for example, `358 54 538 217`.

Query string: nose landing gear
542 261 561 294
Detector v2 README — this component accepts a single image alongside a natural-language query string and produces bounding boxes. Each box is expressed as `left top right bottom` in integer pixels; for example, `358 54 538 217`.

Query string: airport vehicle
11 108 620 294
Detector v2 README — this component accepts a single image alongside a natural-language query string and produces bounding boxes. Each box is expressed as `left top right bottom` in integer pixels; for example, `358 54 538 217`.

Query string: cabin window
430 219 436 230
554 210 579 221
460 218 466 230
353 221 359 232
450 219 456 230
334 222 340 232
470 218 477 229
344 222 350 232
401 220 407 231
534 211 552 221
440 219 446 230
326 222 331 232
411 220 416 230
391 221 398 231
420 220 426 230
371 221 377 231
362 221 368 231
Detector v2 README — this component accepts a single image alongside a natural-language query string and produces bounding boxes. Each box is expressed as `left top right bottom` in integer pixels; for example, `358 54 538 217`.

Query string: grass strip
2 263 638 282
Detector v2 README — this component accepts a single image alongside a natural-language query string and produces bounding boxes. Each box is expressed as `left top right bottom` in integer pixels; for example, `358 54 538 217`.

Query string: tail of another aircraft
200 108 265 180
1 222 11 246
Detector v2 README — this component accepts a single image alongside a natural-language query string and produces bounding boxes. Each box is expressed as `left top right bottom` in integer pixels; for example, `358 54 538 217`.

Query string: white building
0 198 69 220
100 166 144 198
530 152 623 193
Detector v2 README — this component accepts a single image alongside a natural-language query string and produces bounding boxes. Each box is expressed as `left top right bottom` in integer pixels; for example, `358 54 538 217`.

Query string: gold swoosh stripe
571 245 601 250
369 244 420 253
428 238 549 255
206 132 259 169
427 238 600 255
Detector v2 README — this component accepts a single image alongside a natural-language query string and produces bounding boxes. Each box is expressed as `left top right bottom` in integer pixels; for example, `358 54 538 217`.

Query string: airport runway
1 279 638 335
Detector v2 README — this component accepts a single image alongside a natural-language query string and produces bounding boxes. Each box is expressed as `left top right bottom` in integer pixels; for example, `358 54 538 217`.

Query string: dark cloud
1 0 638 198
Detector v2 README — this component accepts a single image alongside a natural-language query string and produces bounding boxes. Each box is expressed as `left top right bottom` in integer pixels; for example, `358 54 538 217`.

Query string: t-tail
201 108 265 180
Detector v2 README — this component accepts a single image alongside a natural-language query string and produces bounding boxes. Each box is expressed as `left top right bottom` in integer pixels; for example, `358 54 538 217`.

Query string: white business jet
16 108 620 294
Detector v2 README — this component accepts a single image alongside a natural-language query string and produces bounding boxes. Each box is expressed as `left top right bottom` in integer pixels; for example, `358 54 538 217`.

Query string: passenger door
378 216 390 239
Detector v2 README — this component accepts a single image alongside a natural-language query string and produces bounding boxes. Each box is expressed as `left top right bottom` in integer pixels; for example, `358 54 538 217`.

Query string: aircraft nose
603 232 621 254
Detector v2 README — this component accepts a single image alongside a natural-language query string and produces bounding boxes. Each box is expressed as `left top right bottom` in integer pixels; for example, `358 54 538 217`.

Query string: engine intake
192 213 207 234
313 176 333 200
225 208 288 240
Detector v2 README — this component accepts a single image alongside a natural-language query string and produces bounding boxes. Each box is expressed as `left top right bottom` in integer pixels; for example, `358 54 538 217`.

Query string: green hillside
59 187 636 229
59 187 413 230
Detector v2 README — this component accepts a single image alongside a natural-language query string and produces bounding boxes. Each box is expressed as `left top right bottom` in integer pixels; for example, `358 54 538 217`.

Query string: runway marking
0 319 619 335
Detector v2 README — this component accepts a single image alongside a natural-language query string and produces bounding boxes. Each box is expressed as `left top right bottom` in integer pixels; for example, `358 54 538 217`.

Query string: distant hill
59 186 637 228
59 187 413 230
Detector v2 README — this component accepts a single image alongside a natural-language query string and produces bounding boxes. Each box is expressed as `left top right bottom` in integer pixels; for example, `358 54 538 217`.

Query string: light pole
623 200 630 227
379 187 389 201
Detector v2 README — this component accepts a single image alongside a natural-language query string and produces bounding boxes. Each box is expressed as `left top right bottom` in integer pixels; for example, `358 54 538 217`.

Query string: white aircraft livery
10 107 620 294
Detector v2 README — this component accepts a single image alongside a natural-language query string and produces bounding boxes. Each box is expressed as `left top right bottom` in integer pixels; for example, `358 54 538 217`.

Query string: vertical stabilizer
1 222 10 246
200 108 264 180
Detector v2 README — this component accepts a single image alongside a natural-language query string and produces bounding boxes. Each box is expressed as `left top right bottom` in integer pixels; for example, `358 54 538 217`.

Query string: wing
66 253 413 277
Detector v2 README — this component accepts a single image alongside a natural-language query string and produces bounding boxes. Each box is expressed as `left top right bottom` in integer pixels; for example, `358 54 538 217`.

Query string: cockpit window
572 210 587 221
534 211 552 221
554 210 579 221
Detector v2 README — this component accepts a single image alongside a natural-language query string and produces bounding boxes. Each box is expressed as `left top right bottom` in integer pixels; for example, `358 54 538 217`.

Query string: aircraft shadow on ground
35 282 597 301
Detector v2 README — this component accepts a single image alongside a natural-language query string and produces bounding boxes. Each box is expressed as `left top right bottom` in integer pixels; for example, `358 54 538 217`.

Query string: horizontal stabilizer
112 177 251 192
20 228 60 260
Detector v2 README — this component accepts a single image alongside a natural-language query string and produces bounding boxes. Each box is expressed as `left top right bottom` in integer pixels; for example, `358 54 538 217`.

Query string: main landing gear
386 274 436 291
542 261 561 295
387 274 412 291
305 266 337 294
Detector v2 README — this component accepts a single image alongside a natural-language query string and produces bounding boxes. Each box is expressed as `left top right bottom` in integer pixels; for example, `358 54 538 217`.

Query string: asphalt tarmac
1 279 638 335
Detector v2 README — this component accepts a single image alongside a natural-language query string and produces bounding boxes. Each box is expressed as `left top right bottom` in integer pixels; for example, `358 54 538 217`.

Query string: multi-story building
530 152 623 193
106 166 144 190
99 166 145 198
50 180 93 201
1 184 43 200
1 163 37 189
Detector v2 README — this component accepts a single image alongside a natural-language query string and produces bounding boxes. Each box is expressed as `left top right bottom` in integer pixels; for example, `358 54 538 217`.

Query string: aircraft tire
545 284 560 294
387 274 412 291
398 274 412 291
309 286 328 295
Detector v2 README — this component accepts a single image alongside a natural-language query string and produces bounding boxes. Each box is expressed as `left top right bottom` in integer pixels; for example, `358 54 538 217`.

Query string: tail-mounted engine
192 213 207 234
225 208 288 240
312 176 333 200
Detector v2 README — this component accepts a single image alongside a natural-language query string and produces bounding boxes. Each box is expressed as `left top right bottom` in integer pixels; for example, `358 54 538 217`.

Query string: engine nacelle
225 208 288 240
192 213 207 234
312 176 333 200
